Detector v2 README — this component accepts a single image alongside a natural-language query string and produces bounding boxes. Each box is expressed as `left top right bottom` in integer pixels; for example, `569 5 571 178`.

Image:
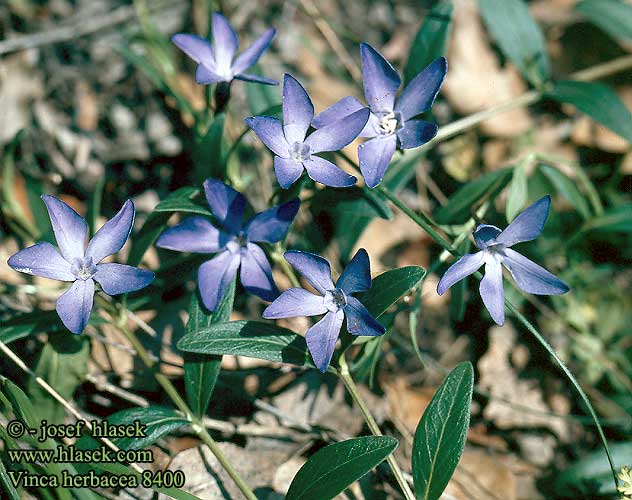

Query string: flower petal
273 157 304 189
245 116 290 157
211 13 238 72
306 310 344 372
203 179 247 234
156 216 227 253
196 64 225 84
245 199 300 243
86 199 134 263
479 259 505 325
232 28 276 75
240 243 278 301
171 34 214 65
502 248 570 295
437 252 485 295
360 43 401 112
312 96 365 129
234 73 278 85
496 195 551 247
41 195 88 263
198 251 241 311
94 263 154 295
303 156 357 188
263 288 327 319
344 296 385 336
395 57 447 121
284 250 334 294
337 248 371 294
305 108 369 153
473 224 502 250
358 135 397 188
56 278 94 334
8 242 74 281
396 119 438 149
282 74 314 144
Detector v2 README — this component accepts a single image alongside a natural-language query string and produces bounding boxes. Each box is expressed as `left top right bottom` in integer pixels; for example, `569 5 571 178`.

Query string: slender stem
272 243 301 288
97 299 257 500
338 355 416 500
0 340 144 474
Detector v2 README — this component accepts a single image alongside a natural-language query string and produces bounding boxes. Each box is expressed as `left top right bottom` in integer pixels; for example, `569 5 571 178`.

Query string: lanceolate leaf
184 280 236 418
286 436 398 500
359 266 426 318
478 0 550 86
412 362 474 500
404 2 454 85
435 168 512 224
194 113 226 183
506 160 529 222
178 321 312 367
576 0 632 43
0 458 19 500
547 81 632 143
539 165 591 220
581 203 632 233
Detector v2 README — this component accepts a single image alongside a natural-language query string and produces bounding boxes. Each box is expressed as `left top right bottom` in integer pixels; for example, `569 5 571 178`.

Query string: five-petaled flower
245 74 370 189
263 249 385 372
437 196 569 325
156 179 299 311
172 12 277 86
8 196 155 334
314 44 447 188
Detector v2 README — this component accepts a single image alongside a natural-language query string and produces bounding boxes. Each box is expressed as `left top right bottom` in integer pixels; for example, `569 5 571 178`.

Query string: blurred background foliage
0 0 631 499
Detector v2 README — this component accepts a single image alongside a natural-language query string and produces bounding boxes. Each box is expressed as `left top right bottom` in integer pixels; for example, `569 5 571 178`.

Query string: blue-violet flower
437 196 569 325
245 74 370 189
172 12 277 86
8 196 155 334
156 179 299 311
314 44 447 188
263 249 385 372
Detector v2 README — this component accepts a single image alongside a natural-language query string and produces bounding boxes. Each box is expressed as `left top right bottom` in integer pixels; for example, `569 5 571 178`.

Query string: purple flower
156 179 299 311
171 12 277 86
245 74 370 189
313 44 447 188
8 196 155 334
437 196 569 325
263 249 385 372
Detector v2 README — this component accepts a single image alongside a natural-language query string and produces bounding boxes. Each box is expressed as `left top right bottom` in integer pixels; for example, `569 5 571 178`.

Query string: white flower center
323 288 347 312
377 111 399 136
71 257 97 281
289 142 311 163
227 232 248 254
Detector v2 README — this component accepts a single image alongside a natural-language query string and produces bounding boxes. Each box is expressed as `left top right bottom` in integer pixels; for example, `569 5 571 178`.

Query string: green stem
338 355 416 500
273 243 301 288
97 297 257 500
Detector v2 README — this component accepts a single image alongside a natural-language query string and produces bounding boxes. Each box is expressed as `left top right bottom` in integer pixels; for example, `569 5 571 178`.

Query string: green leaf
576 0 632 43
359 266 426 318
550 441 632 497
184 280 235 418
247 70 280 115
506 160 529 222
435 168 512 224
581 203 632 233
194 113 226 183
286 436 398 500
0 376 40 429
478 0 550 86
404 2 453 85
75 406 188 471
539 165 591 220
27 333 90 425
412 362 473 500
152 187 211 216
547 80 632 143
178 321 312 367
0 457 20 500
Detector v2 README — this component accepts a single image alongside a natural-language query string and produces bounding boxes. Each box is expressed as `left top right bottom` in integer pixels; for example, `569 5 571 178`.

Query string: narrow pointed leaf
576 0 632 43
539 165 591 220
286 436 398 500
194 113 226 183
404 2 453 85
506 161 529 222
412 362 474 500
478 0 550 86
0 458 19 500
548 80 632 143
178 321 312 367
358 266 426 318
184 279 235 418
